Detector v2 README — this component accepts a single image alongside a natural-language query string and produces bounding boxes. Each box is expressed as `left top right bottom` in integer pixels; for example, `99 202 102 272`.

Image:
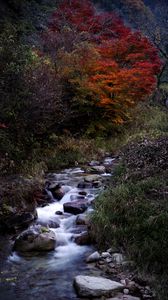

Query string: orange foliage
44 0 162 124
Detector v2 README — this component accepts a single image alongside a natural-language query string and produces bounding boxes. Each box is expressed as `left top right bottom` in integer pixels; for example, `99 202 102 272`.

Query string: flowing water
0 159 114 300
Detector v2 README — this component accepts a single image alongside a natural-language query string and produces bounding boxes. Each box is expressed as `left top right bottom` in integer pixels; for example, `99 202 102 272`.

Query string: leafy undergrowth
92 136 168 299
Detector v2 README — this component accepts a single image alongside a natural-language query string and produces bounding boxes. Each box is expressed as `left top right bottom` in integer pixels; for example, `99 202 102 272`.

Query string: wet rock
84 174 102 183
55 211 63 215
92 181 103 188
76 214 90 226
79 191 87 196
74 275 124 297
86 251 101 263
77 182 93 189
48 184 65 200
53 189 65 200
63 200 88 215
74 231 91 245
13 225 56 252
91 166 106 174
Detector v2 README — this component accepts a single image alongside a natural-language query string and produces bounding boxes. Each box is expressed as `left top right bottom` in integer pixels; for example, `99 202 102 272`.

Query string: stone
89 160 100 166
124 288 129 294
112 253 125 264
84 174 101 183
92 181 103 188
74 275 124 298
86 251 101 263
55 211 63 215
91 166 106 174
79 191 87 196
101 252 112 259
74 232 91 245
77 182 93 189
13 225 56 252
106 257 113 263
49 184 65 200
63 201 88 215
76 214 90 225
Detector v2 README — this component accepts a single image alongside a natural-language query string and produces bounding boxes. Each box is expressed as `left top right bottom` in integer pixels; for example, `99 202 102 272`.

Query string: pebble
124 288 129 295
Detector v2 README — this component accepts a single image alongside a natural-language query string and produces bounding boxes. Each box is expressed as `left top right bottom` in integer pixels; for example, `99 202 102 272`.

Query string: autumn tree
36 0 162 135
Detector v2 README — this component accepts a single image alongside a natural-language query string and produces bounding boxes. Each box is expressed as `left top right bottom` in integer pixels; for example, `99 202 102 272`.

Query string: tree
96 0 168 89
42 0 161 127
88 36 160 123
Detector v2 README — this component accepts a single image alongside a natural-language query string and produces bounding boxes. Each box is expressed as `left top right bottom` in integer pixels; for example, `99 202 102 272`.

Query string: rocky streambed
0 157 154 300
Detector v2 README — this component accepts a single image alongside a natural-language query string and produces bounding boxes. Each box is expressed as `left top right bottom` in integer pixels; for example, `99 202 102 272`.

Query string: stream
0 158 114 300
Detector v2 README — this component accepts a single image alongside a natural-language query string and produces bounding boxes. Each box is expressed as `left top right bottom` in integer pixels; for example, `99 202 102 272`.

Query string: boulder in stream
84 174 102 183
76 214 90 226
74 275 124 297
63 200 88 215
77 182 93 189
48 183 65 200
90 165 106 174
74 231 91 245
13 225 56 252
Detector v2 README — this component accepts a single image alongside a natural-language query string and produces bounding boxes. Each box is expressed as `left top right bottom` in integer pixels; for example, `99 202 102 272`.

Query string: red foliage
49 0 130 43
44 0 162 124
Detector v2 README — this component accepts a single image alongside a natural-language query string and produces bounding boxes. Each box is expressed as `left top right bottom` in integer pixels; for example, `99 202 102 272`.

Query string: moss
40 226 50 233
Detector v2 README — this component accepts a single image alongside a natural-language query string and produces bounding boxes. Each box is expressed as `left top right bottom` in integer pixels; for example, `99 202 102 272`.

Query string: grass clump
92 173 168 298
93 174 168 268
